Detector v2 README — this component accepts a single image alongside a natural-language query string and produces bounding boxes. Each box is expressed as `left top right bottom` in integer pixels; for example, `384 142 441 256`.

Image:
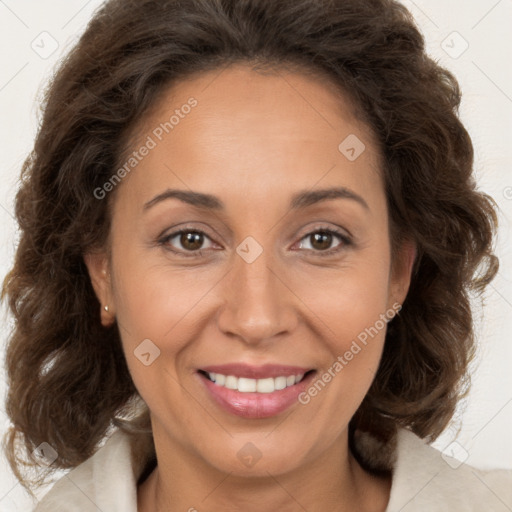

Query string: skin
85 63 415 512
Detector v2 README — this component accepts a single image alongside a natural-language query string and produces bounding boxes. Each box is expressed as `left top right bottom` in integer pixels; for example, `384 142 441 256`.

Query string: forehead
113 63 383 213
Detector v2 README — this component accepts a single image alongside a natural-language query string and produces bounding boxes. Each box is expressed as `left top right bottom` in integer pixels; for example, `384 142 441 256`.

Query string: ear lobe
83 251 115 326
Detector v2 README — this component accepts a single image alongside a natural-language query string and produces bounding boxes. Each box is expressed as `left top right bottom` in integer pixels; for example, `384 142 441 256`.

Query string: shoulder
386 427 512 511
33 430 146 512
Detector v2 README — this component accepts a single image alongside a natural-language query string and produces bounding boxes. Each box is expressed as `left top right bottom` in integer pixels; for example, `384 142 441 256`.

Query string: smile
197 365 317 419
204 372 307 393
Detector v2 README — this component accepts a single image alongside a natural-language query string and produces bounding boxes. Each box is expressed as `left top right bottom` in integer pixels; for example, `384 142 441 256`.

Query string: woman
2 0 511 510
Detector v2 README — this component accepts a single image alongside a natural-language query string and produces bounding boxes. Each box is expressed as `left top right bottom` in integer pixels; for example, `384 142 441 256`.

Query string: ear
388 238 417 310
83 250 115 326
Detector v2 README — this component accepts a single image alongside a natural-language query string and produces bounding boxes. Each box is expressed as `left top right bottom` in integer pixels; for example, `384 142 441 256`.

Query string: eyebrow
143 186 369 212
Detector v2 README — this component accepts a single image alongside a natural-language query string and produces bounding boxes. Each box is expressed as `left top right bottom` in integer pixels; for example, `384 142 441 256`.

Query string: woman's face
86 63 413 477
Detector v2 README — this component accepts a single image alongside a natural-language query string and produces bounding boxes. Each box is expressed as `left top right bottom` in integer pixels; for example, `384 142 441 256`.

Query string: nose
216 247 298 346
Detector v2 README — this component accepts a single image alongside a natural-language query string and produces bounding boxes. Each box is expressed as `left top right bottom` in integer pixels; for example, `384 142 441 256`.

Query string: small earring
104 305 109 312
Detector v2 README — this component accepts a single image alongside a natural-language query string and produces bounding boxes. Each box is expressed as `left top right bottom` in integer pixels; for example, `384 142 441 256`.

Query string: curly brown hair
1 0 498 490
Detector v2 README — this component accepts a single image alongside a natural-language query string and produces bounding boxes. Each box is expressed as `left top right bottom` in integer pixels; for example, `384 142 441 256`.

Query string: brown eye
159 229 216 256
296 228 351 255
309 232 334 251
179 231 205 251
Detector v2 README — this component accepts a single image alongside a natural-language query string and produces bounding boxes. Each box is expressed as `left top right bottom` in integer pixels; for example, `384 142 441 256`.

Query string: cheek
109 244 232 409
112 244 219 342
294 270 392 439
292 255 392 348
290 254 392 408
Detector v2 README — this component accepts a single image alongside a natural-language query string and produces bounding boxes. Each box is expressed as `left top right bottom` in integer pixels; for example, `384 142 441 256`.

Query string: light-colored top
33 427 512 511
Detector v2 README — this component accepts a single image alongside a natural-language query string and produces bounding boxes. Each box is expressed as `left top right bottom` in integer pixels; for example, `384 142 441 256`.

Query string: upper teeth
207 373 305 393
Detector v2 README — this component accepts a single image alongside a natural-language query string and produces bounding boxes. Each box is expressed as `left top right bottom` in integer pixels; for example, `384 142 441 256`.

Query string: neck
137 424 391 512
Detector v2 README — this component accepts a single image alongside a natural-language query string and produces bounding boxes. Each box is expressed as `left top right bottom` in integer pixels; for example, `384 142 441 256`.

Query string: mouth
198 369 315 393
196 365 317 419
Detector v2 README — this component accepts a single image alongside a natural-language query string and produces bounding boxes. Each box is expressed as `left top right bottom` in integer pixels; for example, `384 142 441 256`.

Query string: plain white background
0 0 511 510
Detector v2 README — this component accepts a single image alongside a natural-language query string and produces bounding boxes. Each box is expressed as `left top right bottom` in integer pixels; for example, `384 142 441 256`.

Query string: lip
199 363 312 379
197 366 316 419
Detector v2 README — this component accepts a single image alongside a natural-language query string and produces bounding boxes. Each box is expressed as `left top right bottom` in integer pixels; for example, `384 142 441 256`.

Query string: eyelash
157 226 352 259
